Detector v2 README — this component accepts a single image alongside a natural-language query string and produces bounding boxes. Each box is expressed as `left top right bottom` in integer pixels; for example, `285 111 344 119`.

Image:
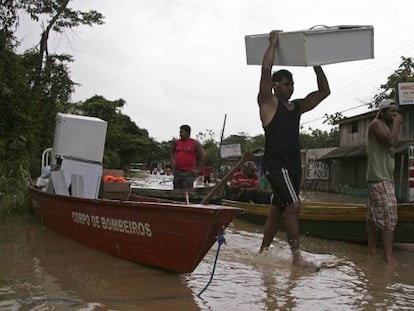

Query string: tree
21 1 105 164
196 129 219 166
372 56 414 108
146 139 171 169
0 0 20 32
21 52 77 172
0 31 34 212
18 0 104 75
222 132 262 153
0 31 34 170
75 95 156 169
0 1 104 212
0 1 105 174
300 128 339 149
323 112 344 127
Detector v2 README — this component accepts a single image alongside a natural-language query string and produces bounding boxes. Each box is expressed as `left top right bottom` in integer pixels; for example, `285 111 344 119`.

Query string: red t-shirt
231 171 259 189
200 166 213 176
174 138 197 171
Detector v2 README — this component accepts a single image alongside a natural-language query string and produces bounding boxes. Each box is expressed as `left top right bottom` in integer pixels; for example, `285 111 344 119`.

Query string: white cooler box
245 25 374 66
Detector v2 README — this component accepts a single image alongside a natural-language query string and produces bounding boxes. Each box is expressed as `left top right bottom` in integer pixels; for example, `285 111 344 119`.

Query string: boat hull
222 199 414 243
29 187 240 273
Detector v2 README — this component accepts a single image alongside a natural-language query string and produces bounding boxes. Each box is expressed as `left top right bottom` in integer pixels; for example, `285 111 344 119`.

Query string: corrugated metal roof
319 141 414 160
319 145 366 160
394 141 414 153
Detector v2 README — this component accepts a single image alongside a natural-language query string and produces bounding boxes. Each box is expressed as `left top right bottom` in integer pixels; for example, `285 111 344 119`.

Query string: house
308 104 414 202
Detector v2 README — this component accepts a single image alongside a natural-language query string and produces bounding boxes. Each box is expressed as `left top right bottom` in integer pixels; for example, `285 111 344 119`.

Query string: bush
0 165 32 214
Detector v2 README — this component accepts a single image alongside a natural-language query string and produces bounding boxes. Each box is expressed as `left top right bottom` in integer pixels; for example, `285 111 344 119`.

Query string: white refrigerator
51 113 107 199
52 113 107 164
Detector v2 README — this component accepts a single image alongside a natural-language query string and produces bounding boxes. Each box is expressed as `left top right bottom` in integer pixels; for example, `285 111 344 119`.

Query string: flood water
1 215 414 310
1 174 414 310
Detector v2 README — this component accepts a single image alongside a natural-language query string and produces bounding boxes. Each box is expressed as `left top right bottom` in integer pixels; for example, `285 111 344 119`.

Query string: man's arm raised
300 66 330 113
257 31 279 105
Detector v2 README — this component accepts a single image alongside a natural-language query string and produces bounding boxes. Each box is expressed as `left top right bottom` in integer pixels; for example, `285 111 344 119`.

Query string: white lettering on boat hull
71 211 152 237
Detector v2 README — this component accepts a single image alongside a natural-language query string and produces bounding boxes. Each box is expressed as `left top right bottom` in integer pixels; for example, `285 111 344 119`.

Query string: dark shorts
264 163 300 211
173 170 195 189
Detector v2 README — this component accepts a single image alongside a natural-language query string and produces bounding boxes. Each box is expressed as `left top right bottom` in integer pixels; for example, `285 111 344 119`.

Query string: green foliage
196 129 216 144
0 1 19 30
19 0 105 79
222 133 265 153
0 31 35 174
300 127 339 149
203 140 219 166
74 95 157 169
76 95 125 120
20 51 76 174
372 56 414 108
103 148 122 169
20 0 104 30
196 129 219 165
151 140 173 165
323 112 344 126
0 0 105 213
0 164 32 214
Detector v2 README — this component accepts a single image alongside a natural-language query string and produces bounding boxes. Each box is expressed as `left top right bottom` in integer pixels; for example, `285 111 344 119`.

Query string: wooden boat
130 186 222 204
222 199 414 243
29 113 252 273
29 186 240 273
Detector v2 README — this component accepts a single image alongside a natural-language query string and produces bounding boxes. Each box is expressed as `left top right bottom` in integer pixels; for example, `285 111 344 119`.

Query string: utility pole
217 114 227 179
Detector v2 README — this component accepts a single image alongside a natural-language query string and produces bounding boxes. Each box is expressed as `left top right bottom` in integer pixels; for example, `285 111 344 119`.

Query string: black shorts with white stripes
264 162 300 211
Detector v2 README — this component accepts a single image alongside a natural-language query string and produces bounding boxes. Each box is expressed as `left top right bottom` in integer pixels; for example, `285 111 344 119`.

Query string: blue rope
197 228 226 298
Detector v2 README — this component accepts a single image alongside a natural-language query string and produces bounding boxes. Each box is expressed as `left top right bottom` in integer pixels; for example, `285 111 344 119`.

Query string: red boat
29 186 240 273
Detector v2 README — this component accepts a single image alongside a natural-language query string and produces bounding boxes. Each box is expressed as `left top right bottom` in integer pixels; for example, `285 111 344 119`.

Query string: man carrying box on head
257 30 330 267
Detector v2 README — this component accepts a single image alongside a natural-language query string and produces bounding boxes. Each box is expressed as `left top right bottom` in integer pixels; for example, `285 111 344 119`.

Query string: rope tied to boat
197 226 226 298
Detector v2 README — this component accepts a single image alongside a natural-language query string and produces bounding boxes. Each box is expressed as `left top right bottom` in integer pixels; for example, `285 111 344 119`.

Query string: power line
301 40 414 128
236 40 414 134
301 103 370 126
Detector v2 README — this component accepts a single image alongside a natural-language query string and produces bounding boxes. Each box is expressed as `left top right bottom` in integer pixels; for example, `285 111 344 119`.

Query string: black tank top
263 100 301 177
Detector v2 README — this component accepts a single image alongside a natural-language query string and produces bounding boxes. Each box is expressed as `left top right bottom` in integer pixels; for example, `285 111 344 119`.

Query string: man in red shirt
200 165 214 184
171 125 206 189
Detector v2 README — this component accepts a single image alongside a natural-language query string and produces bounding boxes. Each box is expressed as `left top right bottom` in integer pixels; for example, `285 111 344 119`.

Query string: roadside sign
398 82 414 106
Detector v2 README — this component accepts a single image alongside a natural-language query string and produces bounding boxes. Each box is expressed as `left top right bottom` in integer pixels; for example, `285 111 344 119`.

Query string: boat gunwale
30 186 240 214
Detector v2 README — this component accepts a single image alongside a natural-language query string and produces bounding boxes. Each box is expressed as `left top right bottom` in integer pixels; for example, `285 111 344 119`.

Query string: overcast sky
16 0 414 142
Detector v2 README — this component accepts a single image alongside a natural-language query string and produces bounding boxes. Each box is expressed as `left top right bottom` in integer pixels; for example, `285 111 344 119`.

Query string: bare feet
258 246 273 256
385 256 398 267
292 252 318 271
259 246 270 254
368 249 376 256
